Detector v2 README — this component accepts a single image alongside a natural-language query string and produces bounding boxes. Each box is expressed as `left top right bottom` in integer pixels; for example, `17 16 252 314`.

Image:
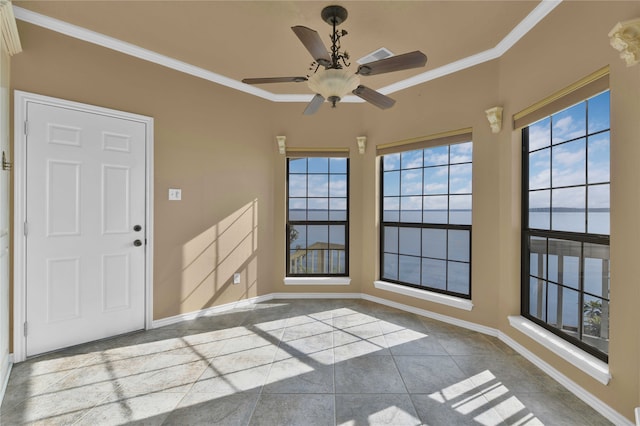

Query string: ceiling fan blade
303 94 325 115
352 85 396 110
356 51 427 76
242 77 308 84
291 26 331 66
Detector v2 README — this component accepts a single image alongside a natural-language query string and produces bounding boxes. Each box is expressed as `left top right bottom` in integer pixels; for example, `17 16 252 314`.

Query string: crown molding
13 1 562 103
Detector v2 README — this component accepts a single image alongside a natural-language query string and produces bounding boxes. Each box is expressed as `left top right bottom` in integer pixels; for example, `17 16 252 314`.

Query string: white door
25 102 147 356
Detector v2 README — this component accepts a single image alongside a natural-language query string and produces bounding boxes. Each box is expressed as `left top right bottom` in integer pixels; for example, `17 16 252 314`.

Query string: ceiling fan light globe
307 68 360 104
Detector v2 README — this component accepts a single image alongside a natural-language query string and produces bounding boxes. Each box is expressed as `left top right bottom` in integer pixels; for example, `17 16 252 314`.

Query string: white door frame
13 91 154 362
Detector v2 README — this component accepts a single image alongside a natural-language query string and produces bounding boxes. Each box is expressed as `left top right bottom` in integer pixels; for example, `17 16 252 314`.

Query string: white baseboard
151 294 273 328
361 293 495 336
498 331 632 426
145 290 630 425
0 356 12 407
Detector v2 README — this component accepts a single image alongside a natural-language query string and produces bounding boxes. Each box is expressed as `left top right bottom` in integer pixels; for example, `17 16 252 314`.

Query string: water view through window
523 90 610 360
380 141 472 298
287 157 349 276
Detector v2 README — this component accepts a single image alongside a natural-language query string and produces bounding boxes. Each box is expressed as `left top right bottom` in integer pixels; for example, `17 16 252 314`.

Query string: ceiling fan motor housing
321 5 348 26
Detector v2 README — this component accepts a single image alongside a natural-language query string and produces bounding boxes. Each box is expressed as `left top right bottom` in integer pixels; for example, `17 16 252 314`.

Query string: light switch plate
233 273 241 284
168 188 181 201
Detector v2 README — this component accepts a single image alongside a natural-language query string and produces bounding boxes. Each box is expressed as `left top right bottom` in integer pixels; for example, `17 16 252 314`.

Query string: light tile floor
1 299 613 425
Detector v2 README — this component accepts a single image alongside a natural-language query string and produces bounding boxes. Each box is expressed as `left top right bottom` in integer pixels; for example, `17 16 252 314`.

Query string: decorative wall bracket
2 150 11 171
608 18 640 67
485 106 503 134
276 135 286 155
356 136 366 154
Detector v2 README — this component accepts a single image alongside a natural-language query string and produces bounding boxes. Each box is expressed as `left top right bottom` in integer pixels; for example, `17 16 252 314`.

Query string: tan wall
9 0 640 421
12 23 280 320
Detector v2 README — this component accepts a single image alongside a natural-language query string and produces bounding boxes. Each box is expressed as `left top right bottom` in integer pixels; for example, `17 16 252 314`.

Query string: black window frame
286 157 349 277
521 91 611 362
379 143 473 299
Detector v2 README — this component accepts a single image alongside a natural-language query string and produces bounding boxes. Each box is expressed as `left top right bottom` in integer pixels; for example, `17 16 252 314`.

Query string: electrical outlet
233 273 241 284
168 188 181 201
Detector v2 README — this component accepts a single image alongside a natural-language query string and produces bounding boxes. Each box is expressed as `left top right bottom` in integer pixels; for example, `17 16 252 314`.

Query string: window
287 157 348 276
380 141 472 298
522 90 610 361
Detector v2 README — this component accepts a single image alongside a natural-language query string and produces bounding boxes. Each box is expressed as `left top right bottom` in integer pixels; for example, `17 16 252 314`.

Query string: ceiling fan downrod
321 5 351 70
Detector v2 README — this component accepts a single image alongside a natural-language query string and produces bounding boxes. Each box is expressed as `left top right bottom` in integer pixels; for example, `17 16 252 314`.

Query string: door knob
134 225 142 232
133 239 143 247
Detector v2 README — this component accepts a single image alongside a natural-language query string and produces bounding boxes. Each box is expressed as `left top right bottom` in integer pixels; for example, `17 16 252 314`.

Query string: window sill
373 281 473 311
284 277 351 286
508 315 610 385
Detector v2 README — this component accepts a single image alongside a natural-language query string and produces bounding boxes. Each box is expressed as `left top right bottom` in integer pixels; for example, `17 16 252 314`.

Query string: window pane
289 158 307 173
424 146 449 167
329 250 346 274
401 196 422 223
529 118 551 151
529 190 550 229
383 254 399 280
529 148 550 190
398 227 421 256
423 196 447 224
552 102 586 144
587 131 610 184
561 287 580 333
529 277 547 321
401 150 423 169
307 225 328 248
308 198 328 221
449 195 472 225
289 198 306 221
552 187 585 233
422 258 446 290
422 228 446 259
588 91 610 134
583 243 609 298
552 138 586 187
547 238 581 286
383 153 400 171
289 174 307 197
449 164 472 194
329 225 345 247
448 230 469 262
290 250 307 274
583 295 609 354
588 184 609 235
329 198 347 221
383 171 400 196
289 225 306 250
308 157 329 173
401 169 423 195
423 166 448 195
383 197 400 222
330 157 347 173
450 142 472 164
529 236 546 279
329 174 347 197
308 175 328 197
398 255 421 285
384 226 399 254
447 261 469 295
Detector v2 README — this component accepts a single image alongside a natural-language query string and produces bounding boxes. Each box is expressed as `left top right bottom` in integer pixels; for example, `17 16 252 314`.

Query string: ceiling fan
242 5 427 115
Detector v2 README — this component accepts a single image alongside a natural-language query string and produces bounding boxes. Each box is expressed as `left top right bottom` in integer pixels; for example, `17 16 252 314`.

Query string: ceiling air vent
357 47 394 65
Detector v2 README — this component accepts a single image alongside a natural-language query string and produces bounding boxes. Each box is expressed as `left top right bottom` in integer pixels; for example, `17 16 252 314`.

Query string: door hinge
23 322 27 337
24 121 29 136
24 221 28 237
